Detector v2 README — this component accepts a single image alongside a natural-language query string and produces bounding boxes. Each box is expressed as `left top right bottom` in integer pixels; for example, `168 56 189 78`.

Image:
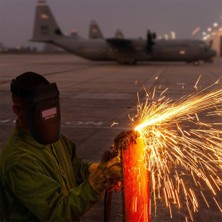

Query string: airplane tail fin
31 0 63 43
89 20 104 39
115 29 124 39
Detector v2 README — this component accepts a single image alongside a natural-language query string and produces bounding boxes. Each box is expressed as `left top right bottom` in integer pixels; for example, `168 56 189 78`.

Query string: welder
0 72 130 221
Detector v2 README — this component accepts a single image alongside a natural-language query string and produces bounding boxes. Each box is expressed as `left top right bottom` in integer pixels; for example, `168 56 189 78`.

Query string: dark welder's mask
11 80 61 145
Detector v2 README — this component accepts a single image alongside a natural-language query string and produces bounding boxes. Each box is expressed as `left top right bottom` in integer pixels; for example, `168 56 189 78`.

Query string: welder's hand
103 155 122 187
114 130 140 151
101 150 119 162
88 149 118 173
88 155 122 194
103 163 122 193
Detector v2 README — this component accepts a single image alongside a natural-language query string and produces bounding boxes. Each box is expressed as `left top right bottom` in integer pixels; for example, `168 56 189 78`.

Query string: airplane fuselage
52 37 216 64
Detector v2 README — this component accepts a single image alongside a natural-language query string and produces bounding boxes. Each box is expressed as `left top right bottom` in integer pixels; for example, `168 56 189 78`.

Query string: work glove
89 130 139 193
113 130 140 151
88 152 122 194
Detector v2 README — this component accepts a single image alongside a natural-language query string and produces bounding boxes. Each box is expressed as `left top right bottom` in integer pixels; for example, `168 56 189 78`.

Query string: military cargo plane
31 0 217 65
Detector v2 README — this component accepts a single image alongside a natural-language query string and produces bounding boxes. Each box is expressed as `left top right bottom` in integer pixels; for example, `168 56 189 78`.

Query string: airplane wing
106 38 134 49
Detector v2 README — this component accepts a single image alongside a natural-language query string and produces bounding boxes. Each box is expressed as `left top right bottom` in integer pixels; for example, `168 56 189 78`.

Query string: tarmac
0 54 222 221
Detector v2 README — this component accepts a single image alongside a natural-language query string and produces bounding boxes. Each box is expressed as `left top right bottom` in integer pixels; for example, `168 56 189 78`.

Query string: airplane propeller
208 40 213 49
146 30 156 53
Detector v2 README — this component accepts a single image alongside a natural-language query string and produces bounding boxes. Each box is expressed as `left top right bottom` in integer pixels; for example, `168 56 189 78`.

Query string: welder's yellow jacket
0 124 100 221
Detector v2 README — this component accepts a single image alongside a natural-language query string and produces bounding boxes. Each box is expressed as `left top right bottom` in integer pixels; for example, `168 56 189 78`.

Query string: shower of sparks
130 79 222 221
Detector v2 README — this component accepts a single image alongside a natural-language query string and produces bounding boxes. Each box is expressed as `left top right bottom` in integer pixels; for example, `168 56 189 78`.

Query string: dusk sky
0 0 221 48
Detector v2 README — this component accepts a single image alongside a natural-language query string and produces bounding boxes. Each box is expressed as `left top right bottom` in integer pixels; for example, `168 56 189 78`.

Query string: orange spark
130 81 222 221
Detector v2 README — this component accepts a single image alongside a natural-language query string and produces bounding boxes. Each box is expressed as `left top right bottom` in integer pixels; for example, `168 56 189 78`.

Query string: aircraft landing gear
117 59 137 65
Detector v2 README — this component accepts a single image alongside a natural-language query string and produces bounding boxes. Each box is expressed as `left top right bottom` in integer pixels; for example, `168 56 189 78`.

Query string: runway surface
0 54 221 221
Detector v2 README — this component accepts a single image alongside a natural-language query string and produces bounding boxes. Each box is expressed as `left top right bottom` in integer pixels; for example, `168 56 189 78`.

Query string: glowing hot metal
122 137 150 222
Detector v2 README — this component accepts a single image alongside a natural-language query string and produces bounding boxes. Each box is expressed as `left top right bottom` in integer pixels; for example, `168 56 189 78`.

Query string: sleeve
60 135 94 184
5 158 101 221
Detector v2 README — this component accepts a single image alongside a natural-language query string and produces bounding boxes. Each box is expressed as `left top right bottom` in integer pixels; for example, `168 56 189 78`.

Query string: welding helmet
11 72 61 145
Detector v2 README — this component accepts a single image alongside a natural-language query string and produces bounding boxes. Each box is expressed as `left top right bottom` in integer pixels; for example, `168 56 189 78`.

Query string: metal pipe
122 136 150 222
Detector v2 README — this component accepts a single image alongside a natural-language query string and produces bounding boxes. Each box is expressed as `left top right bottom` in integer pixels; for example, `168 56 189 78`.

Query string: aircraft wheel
117 60 137 65
131 60 137 65
118 60 124 65
126 60 137 65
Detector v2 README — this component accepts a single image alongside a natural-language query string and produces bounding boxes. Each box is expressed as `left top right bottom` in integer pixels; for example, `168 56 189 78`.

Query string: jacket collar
15 122 53 149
